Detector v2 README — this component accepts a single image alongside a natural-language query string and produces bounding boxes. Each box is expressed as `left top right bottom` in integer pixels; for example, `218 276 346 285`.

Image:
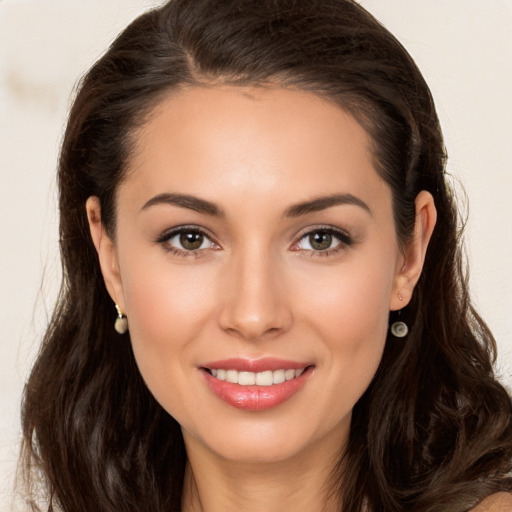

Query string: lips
201 358 313 411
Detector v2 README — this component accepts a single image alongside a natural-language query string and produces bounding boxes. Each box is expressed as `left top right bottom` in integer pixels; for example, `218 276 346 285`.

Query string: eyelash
155 226 219 258
155 225 353 258
292 226 353 257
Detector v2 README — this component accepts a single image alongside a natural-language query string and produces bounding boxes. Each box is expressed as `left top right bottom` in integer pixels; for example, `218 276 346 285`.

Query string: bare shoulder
470 493 512 511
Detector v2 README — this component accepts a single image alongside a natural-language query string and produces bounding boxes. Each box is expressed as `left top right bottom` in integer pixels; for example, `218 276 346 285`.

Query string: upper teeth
210 368 305 386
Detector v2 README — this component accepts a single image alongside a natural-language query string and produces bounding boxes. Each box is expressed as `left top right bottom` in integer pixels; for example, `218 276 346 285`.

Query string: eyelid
155 225 220 255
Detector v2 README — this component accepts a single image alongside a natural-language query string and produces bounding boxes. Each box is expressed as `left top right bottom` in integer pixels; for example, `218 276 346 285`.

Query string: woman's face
90 87 425 464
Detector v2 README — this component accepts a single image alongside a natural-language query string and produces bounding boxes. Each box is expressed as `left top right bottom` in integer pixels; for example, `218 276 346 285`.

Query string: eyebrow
141 192 371 218
284 193 372 218
141 193 225 217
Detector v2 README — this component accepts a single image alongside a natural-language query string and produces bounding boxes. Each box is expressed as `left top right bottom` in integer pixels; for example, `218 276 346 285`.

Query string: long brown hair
21 1 512 510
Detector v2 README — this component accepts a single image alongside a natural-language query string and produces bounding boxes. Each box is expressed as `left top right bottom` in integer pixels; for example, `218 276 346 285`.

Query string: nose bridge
218 241 291 340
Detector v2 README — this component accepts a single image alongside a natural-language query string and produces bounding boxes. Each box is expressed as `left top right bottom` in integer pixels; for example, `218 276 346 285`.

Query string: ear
390 190 437 311
86 196 126 312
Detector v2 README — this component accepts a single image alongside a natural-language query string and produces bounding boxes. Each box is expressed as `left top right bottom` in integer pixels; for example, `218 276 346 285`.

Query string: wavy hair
21 1 512 510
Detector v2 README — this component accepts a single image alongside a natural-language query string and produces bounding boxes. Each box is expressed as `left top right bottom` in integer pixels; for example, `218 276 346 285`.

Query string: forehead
122 86 389 214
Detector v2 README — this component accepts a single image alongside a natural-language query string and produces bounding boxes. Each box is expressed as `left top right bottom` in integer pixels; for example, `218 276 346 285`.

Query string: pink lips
201 358 312 411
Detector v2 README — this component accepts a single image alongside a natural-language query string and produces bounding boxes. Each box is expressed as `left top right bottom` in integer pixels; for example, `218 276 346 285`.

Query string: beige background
1 0 511 509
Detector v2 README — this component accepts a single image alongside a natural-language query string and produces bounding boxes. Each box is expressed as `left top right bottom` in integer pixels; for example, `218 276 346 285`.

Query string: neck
181 432 346 512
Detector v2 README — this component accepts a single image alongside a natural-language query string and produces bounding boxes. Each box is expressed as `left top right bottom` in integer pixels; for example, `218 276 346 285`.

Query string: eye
156 227 218 254
172 231 210 251
293 227 352 254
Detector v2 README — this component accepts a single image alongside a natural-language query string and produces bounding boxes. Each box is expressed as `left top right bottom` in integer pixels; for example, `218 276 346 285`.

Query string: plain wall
1 0 510 509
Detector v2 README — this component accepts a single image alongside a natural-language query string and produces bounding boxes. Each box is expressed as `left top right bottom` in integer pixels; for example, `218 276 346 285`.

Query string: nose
217 248 293 341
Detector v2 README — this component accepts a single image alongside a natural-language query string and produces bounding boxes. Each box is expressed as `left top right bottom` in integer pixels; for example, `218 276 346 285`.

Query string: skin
472 493 512 512
87 87 436 512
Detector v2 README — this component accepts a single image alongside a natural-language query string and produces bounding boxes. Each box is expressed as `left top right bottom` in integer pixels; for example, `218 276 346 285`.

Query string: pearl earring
390 321 408 338
114 304 128 334
390 292 408 338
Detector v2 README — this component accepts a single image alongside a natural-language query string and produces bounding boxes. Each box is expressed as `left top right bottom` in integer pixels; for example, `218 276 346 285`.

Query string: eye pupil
309 232 332 250
180 232 204 250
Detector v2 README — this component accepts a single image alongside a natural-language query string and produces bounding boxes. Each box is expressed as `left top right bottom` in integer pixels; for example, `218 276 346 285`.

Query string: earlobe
85 196 125 310
390 190 437 311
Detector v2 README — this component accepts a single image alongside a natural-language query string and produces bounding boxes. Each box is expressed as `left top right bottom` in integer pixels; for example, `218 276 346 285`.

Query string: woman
20 0 512 510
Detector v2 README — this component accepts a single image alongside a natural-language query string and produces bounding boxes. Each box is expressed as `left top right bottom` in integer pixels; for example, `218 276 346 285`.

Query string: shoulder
470 493 512 511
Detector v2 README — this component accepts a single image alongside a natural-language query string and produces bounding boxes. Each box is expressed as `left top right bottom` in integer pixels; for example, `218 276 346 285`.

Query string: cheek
292 253 395 396
126 266 214 335
295 253 395 341
118 252 219 388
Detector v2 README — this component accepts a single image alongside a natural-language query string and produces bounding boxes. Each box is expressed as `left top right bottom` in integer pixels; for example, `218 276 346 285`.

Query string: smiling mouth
206 368 307 386
202 362 313 410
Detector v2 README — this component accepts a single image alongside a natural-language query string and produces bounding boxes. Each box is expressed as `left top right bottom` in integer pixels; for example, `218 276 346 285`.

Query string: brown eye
293 227 352 255
308 231 333 251
179 232 205 250
158 228 215 253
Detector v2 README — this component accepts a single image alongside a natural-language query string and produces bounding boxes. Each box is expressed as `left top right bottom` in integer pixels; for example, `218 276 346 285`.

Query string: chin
180 407 351 466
